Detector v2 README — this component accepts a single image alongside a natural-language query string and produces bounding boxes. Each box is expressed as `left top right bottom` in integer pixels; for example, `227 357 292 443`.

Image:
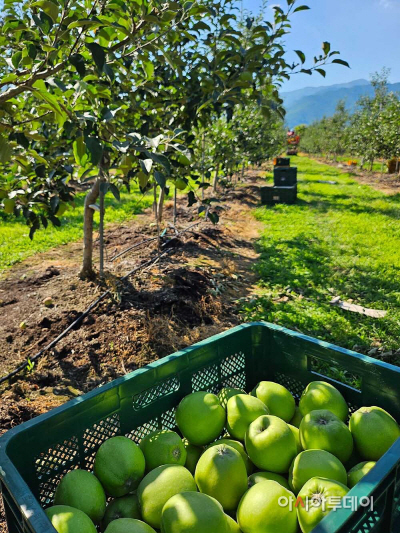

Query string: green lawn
243 156 400 354
0 187 153 273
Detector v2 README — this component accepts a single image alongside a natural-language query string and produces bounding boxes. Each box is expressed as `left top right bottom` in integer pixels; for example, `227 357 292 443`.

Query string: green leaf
293 5 310 12
187 191 196 207
332 59 351 68
140 159 153 175
26 43 37 59
208 211 219 224
137 171 149 189
103 64 115 82
109 183 120 201
144 151 171 175
294 50 306 64
0 137 12 163
142 61 155 79
29 219 40 240
68 19 105 30
32 80 67 127
87 42 105 71
35 164 46 177
154 171 166 188
32 0 59 22
100 181 109 194
73 136 86 165
85 137 103 166
322 42 331 55
70 54 86 77
315 68 326 78
178 154 191 166
15 133 29 149
11 51 23 69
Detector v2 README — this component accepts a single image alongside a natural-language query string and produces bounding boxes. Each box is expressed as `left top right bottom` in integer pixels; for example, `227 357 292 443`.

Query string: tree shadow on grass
254 234 400 307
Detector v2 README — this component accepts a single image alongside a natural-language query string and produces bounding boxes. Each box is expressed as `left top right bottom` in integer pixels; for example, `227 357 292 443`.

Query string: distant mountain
282 80 400 126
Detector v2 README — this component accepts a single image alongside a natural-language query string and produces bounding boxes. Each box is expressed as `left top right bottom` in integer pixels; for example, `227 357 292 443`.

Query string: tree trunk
173 187 177 226
241 162 245 182
80 179 101 280
157 186 165 223
99 185 105 278
201 132 205 200
213 163 220 192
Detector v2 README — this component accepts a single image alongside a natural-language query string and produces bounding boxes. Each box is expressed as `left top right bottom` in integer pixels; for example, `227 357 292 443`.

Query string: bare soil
0 172 266 533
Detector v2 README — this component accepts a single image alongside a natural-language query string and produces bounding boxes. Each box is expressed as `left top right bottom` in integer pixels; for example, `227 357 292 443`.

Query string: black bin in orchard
274 166 298 187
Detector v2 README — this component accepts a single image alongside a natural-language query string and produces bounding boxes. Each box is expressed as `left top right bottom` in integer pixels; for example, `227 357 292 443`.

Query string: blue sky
241 0 400 92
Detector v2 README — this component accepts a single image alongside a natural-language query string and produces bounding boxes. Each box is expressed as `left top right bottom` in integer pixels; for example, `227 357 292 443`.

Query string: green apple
297 477 349 533
207 439 253 475
226 394 269 441
252 381 295 422
349 406 400 460
237 481 297 533
245 415 297 473
137 464 196 529
195 444 248 512
45 505 97 533
299 381 348 422
290 406 303 428
183 438 203 474
3 198 15 214
102 494 141 530
94 436 145 497
104 518 156 533
161 492 229 533
239 71 253 83
139 430 186 471
248 471 290 491
54 469 106 524
176 391 226 446
218 387 246 409
288 424 302 454
299 409 353 463
226 514 242 533
289 449 347 494
347 461 376 488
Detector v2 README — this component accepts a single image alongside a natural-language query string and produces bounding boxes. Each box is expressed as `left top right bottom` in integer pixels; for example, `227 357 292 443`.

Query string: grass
0 187 153 273
242 156 400 354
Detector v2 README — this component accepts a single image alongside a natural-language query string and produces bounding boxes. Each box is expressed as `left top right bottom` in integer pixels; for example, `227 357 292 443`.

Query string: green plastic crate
1 322 400 533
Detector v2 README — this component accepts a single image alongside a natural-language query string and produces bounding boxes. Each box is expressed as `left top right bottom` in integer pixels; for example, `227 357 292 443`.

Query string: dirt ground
0 171 266 532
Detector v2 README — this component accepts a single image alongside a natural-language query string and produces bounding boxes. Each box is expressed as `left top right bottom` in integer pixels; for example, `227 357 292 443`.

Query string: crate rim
1 321 400 533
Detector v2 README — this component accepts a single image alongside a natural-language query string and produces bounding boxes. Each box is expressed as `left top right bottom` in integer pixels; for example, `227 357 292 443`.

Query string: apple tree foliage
300 71 400 170
0 0 348 278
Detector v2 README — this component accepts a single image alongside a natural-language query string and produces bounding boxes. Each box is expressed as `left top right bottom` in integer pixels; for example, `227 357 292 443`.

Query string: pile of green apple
45 380 400 533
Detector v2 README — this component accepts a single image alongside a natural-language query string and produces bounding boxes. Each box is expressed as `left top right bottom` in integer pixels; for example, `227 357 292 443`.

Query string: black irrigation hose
0 220 203 386
109 235 160 262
